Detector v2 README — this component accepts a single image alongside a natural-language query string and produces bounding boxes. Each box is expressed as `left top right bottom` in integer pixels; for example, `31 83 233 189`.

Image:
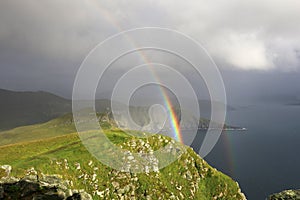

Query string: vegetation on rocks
268 189 300 200
0 113 246 199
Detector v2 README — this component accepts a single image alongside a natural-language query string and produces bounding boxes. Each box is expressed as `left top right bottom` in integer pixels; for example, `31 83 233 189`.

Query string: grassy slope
0 112 246 199
0 129 245 200
0 113 76 146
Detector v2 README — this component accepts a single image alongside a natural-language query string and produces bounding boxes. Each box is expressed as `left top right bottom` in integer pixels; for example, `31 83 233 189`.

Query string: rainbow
87 0 236 176
222 131 236 176
88 0 184 143
137 51 184 143
158 86 183 143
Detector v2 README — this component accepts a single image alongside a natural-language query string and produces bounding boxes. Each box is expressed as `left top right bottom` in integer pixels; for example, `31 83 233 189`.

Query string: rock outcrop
0 171 92 200
268 189 300 200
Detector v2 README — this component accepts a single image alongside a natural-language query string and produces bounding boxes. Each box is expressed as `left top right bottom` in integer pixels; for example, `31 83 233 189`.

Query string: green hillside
0 129 246 199
0 90 246 199
0 113 75 146
0 112 118 146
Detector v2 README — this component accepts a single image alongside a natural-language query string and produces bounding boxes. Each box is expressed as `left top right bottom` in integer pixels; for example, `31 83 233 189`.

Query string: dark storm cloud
0 0 299 101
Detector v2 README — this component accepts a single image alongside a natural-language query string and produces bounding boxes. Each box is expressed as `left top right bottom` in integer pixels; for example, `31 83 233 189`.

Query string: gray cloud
1 0 299 71
157 0 300 70
0 0 300 101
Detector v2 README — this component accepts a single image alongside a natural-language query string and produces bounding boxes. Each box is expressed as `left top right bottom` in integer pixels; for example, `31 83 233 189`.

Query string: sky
0 0 300 104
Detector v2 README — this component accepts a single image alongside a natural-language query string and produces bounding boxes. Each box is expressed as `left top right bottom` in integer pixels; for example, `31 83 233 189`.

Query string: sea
183 103 300 200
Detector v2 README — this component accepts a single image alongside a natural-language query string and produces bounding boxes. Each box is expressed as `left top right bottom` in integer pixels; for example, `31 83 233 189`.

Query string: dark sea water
185 104 300 200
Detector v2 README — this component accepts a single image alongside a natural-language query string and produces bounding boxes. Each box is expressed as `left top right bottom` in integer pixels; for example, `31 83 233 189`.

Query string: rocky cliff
268 189 300 200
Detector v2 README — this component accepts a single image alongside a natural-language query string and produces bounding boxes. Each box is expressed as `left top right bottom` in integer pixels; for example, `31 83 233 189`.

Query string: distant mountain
0 89 120 131
0 111 241 147
0 89 71 131
258 94 300 105
0 88 237 132
129 97 235 117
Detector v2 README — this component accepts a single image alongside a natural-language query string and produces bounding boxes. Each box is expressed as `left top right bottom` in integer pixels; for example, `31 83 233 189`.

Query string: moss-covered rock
268 189 300 200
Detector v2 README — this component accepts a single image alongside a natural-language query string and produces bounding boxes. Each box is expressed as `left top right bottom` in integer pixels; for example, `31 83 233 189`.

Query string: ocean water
185 104 300 200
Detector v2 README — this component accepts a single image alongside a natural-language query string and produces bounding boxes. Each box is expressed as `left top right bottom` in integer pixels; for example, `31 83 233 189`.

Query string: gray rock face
268 189 300 200
0 174 92 200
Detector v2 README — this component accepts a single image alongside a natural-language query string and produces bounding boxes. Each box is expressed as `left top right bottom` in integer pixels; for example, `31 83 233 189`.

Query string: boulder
0 173 92 200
